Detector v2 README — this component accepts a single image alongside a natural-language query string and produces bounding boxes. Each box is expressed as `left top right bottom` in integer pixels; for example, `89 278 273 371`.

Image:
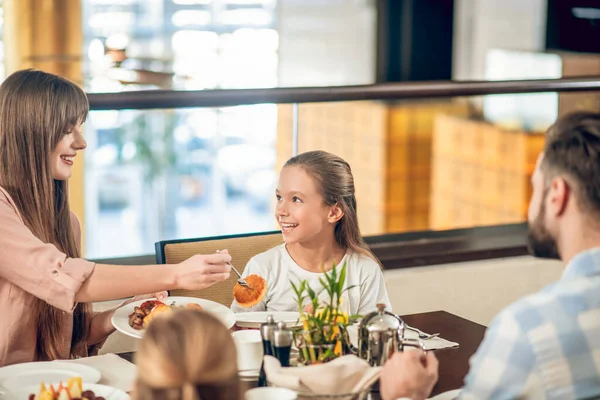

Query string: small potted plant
291 262 360 365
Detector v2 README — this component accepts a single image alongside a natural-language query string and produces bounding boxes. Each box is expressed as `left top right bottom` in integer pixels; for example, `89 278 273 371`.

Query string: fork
216 250 252 289
229 262 252 289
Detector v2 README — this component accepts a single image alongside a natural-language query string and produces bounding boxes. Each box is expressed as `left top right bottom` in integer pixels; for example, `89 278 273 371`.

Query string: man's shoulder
494 277 597 336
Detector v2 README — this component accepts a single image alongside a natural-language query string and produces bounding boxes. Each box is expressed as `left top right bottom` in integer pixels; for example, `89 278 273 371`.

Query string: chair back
155 231 282 306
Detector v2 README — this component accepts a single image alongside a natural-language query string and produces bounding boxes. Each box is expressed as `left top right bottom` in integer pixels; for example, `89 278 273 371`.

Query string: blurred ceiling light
89 13 135 29
223 0 274 5
172 30 219 52
173 0 213 4
88 39 105 62
105 33 130 50
219 9 271 25
172 10 211 27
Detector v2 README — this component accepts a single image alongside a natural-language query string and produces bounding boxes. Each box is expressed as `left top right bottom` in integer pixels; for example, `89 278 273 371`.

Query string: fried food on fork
233 274 267 308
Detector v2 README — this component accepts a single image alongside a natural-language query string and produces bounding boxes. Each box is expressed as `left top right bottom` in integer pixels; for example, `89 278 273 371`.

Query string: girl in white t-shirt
231 150 391 316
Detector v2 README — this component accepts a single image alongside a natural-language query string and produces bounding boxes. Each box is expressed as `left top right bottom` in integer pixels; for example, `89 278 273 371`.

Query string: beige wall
386 255 563 326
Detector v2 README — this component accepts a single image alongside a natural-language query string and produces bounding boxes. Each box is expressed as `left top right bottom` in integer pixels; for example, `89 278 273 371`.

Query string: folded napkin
263 355 380 397
403 328 459 351
346 325 458 352
67 354 137 392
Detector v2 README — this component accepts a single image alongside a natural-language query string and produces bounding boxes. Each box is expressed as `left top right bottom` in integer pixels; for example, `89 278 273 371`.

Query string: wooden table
118 310 486 398
401 311 486 396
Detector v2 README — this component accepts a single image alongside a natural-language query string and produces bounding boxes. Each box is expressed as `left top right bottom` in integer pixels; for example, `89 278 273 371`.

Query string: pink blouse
0 186 103 366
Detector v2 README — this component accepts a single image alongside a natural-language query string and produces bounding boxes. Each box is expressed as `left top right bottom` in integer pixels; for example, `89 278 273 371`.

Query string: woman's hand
76 252 231 303
174 252 231 290
121 291 168 307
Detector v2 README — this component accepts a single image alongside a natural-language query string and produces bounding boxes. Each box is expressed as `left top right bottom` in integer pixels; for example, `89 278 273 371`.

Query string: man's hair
542 111 600 214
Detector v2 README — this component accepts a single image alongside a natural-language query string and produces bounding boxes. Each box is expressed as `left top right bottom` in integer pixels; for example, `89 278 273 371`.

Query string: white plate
0 361 101 393
1 383 130 400
111 296 236 338
235 311 301 328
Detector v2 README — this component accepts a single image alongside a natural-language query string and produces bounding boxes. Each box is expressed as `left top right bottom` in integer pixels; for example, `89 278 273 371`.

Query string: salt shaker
273 321 293 367
258 315 277 387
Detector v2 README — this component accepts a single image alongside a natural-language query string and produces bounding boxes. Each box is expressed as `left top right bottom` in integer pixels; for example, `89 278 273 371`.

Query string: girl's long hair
134 309 242 400
0 69 91 360
284 150 381 266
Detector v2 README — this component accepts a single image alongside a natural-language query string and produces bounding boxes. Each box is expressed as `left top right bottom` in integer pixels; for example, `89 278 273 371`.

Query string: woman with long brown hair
0 69 232 366
134 308 242 400
231 150 390 315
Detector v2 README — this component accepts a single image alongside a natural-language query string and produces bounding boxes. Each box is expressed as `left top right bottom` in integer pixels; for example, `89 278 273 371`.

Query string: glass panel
84 91 600 258
84 103 284 258
81 0 600 89
81 0 381 91
82 0 278 92
289 92 600 237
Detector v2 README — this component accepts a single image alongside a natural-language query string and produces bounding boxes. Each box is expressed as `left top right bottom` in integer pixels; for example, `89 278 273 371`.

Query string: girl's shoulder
344 250 382 272
247 242 287 269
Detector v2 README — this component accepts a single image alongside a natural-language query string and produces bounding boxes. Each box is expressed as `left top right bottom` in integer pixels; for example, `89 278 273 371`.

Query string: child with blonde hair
134 309 242 400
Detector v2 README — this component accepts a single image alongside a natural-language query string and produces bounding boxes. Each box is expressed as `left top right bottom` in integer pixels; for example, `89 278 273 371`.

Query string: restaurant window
79 0 598 261
82 0 279 258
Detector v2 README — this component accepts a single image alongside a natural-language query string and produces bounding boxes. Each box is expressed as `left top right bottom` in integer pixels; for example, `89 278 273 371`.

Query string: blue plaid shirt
459 248 600 400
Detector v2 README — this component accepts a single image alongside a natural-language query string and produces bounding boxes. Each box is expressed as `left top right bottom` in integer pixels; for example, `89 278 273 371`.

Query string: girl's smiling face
275 166 340 245
50 123 87 180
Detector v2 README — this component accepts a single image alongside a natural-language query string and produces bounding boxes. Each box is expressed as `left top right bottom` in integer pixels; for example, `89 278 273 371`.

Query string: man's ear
547 176 571 217
328 203 344 224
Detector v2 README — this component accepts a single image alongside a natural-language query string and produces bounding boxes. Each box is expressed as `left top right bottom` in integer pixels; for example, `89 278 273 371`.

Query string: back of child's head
134 308 242 400
283 150 380 264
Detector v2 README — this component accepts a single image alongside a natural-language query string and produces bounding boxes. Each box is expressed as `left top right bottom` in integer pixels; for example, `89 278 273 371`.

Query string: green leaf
290 280 299 295
339 262 347 291
318 277 333 297
307 284 317 300
322 307 330 322
330 262 338 284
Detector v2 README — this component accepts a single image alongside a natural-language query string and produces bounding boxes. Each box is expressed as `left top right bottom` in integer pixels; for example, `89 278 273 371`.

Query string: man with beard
379 111 600 400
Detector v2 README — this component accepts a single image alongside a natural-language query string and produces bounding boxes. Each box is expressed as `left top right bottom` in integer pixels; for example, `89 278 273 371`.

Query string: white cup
245 387 297 400
232 330 264 372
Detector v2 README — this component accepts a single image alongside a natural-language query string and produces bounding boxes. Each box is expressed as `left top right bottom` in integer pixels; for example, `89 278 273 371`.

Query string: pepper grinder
273 321 293 367
258 315 277 387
